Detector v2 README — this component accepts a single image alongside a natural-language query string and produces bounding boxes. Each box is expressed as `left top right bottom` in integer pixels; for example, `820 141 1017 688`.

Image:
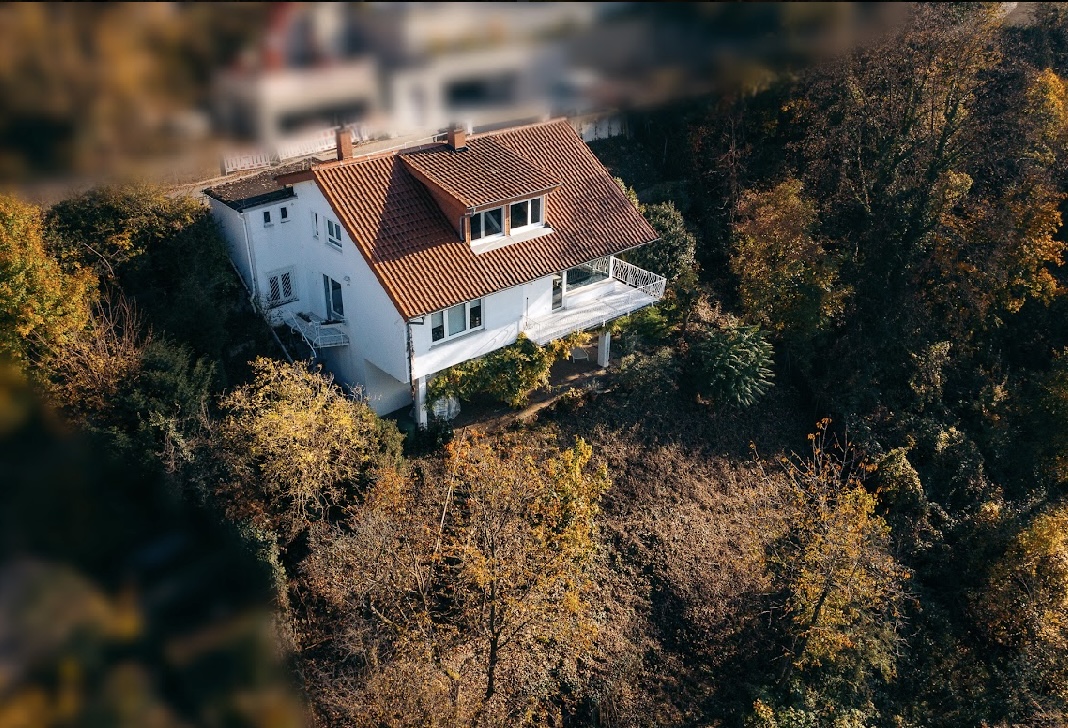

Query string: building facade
206 119 664 425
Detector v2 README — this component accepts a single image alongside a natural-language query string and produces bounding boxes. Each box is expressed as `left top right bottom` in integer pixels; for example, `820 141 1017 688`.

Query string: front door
552 273 563 311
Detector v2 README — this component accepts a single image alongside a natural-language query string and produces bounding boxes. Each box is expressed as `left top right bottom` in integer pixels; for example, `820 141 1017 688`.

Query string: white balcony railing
282 311 350 350
610 257 667 299
523 256 666 345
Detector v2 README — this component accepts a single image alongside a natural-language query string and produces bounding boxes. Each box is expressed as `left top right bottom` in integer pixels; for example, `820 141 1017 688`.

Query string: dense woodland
7 4 1068 726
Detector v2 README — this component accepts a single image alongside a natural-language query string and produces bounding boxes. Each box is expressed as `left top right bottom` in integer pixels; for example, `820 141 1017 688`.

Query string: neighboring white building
211 3 605 146
205 119 664 425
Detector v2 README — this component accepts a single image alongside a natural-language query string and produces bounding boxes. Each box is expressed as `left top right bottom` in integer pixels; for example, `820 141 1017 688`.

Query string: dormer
400 129 560 252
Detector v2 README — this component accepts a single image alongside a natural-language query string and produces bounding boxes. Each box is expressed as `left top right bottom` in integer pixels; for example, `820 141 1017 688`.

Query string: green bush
687 321 774 408
427 332 586 409
610 305 672 350
628 201 698 282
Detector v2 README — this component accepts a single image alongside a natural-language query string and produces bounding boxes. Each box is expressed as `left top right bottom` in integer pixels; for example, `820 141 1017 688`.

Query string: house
205 119 665 426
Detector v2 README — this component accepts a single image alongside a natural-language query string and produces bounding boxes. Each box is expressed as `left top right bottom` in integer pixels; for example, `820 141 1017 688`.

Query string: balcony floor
525 279 659 345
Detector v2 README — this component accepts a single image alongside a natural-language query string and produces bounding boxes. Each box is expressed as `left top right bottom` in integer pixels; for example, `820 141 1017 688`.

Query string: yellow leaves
440 431 609 663
1024 68 1068 160
981 505 1068 662
779 422 907 681
217 358 403 537
0 194 93 364
732 181 848 341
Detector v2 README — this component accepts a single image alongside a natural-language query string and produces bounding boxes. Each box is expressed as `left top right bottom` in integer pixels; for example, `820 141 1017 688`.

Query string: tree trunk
485 594 499 701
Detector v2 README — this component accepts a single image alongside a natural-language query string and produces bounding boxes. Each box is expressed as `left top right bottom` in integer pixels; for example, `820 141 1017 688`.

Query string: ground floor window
266 268 297 307
431 298 483 342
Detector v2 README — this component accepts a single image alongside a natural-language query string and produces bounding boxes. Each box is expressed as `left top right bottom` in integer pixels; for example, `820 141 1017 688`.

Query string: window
323 275 344 320
566 261 609 290
280 206 289 222
510 197 543 231
469 208 503 242
263 210 272 226
431 298 484 342
312 211 320 238
266 268 296 307
326 219 342 250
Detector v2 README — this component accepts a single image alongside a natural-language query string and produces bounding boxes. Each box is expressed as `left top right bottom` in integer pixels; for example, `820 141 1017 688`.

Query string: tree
215 358 403 542
43 291 216 472
45 185 258 372
789 4 1008 406
627 201 698 283
441 433 609 709
45 185 201 278
0 194 92 365
978 505 1068 723
761 420 909 723
731 179 846 341
291 432 611 727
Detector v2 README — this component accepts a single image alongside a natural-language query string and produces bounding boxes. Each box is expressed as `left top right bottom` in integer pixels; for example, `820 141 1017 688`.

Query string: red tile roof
311 119 658 319
400 136 561 209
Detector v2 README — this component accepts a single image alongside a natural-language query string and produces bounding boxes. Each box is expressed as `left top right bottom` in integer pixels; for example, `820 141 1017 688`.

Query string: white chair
570 346 590 363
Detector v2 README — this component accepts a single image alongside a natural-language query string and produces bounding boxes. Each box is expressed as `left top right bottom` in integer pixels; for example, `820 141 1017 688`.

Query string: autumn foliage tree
731 179 846 345
292 431 611 727
442 433 609 706
215 358 403 542
756 420 909 724
978 505 1068 723
0 194 91 365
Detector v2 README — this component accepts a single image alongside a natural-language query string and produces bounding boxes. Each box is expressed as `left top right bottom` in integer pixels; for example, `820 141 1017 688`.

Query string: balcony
524 256 666 345
282 310 349 350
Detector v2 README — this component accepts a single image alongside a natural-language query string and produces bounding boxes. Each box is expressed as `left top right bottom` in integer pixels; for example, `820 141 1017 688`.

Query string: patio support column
414 375 428 429
597 329 611 367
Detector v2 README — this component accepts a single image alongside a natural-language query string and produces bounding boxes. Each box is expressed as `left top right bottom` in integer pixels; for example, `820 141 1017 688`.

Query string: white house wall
212 181 413 416
233 197 305 310
209 198 255 294
292 180 411 387
411 273 555 381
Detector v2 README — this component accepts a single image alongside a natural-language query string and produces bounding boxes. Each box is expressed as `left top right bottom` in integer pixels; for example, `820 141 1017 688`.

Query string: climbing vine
426 331 590 409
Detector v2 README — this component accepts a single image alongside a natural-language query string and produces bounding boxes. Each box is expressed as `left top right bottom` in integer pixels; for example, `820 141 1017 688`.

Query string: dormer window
470 208 503 242
510 197 544 231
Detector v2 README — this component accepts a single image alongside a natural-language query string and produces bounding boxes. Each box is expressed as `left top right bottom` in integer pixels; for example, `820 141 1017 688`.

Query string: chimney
447 125 467 151
336 127 353 161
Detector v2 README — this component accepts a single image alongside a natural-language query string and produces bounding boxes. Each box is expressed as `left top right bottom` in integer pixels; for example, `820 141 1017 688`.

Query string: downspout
241 210 259 300
406 320 418 423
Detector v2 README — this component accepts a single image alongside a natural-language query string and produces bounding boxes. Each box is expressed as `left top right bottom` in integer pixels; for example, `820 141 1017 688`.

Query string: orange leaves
731 179 847 339
776 421 908 682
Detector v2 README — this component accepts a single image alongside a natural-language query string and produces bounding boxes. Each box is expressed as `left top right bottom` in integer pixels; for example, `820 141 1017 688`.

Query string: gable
400 137 560 210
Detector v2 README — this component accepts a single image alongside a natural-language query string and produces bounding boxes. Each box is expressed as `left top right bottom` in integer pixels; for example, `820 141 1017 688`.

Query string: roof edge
467 116 572 142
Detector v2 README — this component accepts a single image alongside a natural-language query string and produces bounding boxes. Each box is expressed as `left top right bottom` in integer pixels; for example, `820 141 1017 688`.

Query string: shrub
426 332 587 409
687 320 774 408
628 201 698 282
